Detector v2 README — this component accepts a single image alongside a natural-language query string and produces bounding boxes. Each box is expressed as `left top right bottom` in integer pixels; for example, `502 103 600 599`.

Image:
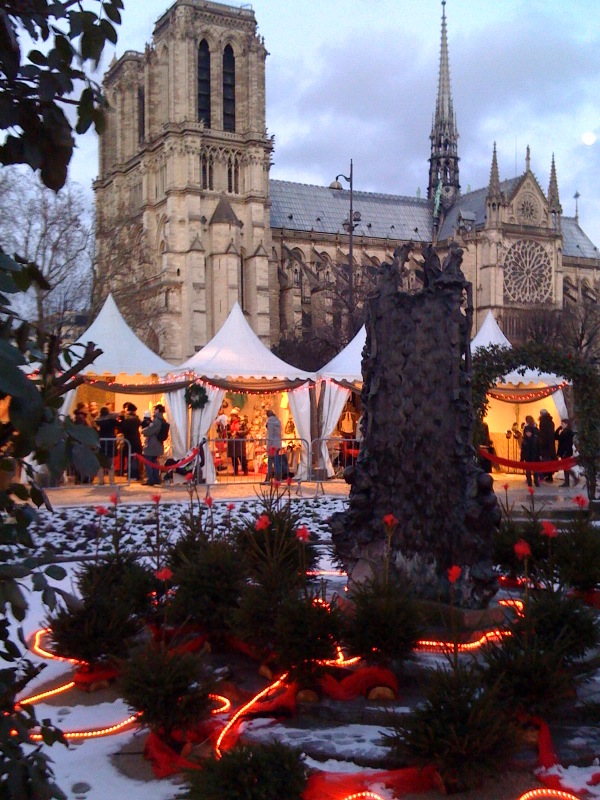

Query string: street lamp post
330 159 361 333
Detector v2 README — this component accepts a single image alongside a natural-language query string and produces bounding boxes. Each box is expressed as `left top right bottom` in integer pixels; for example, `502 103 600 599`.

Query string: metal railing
203 437 308 485
309 437 361 483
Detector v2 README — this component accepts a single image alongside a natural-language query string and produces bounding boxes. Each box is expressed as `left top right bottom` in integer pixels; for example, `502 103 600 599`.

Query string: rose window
503 239 552 304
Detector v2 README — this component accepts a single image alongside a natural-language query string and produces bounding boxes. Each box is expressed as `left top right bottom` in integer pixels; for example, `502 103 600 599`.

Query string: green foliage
0 248 104 798
473 343 600 499
385 661 516 792
0 659 67 800
344 576 422 665
75 555 158 618
481 629 574 715
493 518 547 577
47 593 141 666
554 514 600 592
0 0 124 190
121 643 214 746
515 587 599 663
183 742 308 800
169 539 247 636
273 586 344 682
234 494 318 591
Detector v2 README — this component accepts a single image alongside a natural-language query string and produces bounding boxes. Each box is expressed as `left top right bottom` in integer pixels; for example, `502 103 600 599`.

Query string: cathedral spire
428 0 460 208
547 153 562 214
488 142 501 200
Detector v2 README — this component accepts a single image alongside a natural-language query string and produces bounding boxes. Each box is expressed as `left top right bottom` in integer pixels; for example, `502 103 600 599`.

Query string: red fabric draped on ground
478 447 577 473
304 765 438 800
133 448 199 472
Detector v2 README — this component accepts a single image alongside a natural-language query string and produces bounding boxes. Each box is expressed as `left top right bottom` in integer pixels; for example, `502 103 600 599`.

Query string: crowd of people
71 400 168 485
71 399 291 485
520 409 580 488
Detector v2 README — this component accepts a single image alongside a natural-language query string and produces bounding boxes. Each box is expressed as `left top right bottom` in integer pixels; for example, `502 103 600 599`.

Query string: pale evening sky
70 0 600 249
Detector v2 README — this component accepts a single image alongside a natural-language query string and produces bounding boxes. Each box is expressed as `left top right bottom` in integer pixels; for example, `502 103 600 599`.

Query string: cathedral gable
507 175 549 228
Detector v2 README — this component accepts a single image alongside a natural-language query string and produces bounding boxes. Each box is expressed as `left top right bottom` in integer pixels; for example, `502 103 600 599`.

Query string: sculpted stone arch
473 343 600 499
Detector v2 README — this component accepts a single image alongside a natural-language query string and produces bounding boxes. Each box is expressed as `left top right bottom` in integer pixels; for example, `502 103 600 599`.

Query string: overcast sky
73 0 600 248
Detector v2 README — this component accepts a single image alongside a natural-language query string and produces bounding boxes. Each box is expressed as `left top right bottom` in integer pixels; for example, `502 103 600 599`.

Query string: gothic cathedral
94 0 599 362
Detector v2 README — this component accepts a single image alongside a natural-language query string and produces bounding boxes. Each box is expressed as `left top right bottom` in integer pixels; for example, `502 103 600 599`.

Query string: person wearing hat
555 418 579 488
538 408 556 482
117 402 143 480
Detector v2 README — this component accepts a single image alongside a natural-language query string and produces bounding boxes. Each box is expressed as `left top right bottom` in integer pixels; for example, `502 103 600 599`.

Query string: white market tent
72 294 175 377
174 302 315 481
58 294 186 479
316 326 365 477
471 311 568 455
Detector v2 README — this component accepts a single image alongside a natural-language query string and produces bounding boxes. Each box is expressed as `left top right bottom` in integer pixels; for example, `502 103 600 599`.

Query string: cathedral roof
562 217 599 259
210 197 241 226
437 178 520 240
270 180 434 242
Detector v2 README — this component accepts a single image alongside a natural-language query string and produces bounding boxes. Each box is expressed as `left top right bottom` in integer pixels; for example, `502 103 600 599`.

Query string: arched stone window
137 86 145 144
201 151 214 190
198 40 211 127
226 153 240 194
223 44 235 132
503 239 552 305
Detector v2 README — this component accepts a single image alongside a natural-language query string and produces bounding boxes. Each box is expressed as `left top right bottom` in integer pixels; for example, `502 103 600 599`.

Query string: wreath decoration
185 383 209 410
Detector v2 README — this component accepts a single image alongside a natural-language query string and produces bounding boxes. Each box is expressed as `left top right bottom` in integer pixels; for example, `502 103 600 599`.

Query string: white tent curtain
318 380 351 477
552 388 568 421
287 384 312 481
164 389 188 460
190 383 225 484
59 388 77 419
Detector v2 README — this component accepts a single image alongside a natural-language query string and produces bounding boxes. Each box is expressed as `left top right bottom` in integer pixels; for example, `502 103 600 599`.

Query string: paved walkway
43 469 589 511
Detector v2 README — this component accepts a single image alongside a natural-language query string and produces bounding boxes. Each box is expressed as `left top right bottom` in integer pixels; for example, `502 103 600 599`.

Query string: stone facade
95 0 272 362
94 0 599 360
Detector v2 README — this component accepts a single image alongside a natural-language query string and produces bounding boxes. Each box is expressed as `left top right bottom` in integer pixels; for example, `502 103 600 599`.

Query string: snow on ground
9 493 600 800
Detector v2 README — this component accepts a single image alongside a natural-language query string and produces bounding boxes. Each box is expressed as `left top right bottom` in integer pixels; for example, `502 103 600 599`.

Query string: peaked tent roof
470 311 511 352
177 302 314 383
73 294 175 376
318 326 366 384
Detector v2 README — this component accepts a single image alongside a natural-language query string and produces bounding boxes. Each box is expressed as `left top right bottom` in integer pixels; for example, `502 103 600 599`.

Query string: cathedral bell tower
428 0 460 211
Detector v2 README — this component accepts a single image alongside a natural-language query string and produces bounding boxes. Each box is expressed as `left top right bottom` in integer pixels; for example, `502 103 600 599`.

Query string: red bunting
478 447 578 473
133 447 199 472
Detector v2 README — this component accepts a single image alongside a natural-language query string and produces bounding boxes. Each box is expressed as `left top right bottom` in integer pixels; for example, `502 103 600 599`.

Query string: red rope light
19 682 75 705
215 673 289 759
31 628 79 664
517 791 582 800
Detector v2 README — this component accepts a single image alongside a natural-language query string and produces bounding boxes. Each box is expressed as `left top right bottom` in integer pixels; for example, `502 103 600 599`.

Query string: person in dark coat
95 406 119 485
118 403 143 480
538 408 556 482
233 414 249 476
520 414 540 488
142 404 166 486
555 418 580 488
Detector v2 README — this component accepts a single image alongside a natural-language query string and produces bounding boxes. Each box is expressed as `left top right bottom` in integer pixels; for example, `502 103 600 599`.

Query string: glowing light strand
19 682 76 705
517 791 582 800
215 673 289 758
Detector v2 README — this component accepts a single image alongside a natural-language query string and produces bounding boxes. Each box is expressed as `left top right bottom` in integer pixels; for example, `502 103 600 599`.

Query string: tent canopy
178 301 314 386
318 326 366 386
470 311 511 352
71 294 175 376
